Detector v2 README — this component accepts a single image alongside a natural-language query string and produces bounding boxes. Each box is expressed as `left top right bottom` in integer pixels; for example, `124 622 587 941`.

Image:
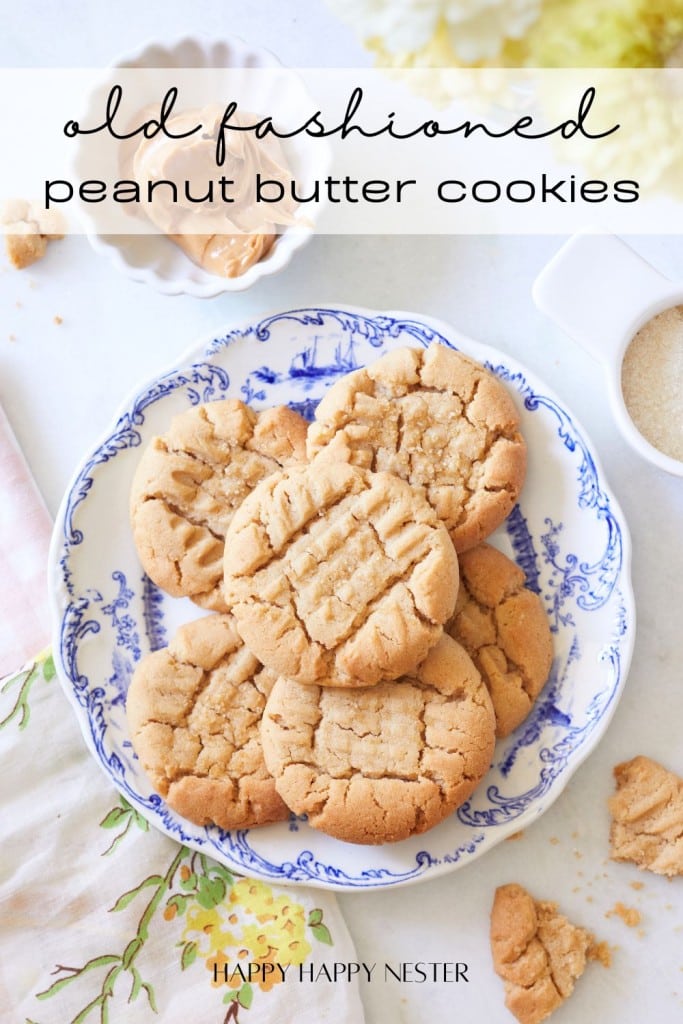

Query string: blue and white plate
49 306 634 891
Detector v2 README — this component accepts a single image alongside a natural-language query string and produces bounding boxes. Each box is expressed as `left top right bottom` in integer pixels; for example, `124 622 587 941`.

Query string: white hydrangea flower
327 0 541 63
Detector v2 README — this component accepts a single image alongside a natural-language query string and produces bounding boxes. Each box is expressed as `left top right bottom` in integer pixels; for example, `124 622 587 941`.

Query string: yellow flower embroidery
182 878 312 995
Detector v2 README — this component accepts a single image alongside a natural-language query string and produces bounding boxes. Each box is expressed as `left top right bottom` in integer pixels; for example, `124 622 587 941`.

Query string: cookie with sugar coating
130 398 307 611
446 542 553 738
126 613 288 830
306 342 527 553
223 461 459 688
260 634 495 845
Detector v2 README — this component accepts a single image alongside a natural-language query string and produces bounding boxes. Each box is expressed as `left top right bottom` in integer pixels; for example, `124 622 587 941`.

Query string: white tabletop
3 5 683 1024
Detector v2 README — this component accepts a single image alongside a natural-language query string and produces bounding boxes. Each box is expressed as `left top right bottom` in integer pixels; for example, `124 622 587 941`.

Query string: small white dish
48 305 634 890
75 36 328 297
534 231 683 477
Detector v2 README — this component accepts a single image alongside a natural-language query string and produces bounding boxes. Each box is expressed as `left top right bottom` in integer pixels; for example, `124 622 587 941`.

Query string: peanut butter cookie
446 543 553 738
609 755 683 877
491 883 603 1024
126 614 288 830
261 635 495 845
307 343 527 553
130 399 307 611
222 462 459 688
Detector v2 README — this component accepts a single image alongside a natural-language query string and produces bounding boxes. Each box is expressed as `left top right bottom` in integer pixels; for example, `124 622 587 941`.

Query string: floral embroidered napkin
0 408 366 1024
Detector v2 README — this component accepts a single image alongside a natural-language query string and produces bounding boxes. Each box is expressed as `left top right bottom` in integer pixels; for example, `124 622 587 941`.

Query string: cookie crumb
590 940 612 968
606 902 641 928
630 881 645 891
53 315 63 326
549 836 560 845
2 200 65 269
8 333 16 342
506 830 525 842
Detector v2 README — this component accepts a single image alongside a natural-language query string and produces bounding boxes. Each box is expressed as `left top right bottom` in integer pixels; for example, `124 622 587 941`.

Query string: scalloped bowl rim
78 34 325 297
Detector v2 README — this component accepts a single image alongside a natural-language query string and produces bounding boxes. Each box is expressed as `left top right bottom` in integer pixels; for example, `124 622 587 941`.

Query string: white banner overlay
1 67 682 235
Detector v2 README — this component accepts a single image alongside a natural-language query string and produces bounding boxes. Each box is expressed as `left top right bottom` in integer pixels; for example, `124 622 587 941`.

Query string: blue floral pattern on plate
48 306 634 891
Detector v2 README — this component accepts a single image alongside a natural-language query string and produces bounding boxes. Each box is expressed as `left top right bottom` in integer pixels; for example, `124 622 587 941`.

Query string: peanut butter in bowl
125 104 298 280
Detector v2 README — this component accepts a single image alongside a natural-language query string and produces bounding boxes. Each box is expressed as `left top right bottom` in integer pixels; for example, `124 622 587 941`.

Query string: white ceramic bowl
49 305 635 890
75 36 328 297
534 231 683 477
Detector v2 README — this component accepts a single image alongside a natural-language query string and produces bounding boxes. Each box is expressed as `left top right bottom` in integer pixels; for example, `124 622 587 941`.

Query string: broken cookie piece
2 200 64 269
609 754 683 877
490 883 603 1024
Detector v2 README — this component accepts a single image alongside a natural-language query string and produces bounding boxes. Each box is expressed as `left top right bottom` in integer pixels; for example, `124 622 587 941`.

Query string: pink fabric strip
0 404 52 675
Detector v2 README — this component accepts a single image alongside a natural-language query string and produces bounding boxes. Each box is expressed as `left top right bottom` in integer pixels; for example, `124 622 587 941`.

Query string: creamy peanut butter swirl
126 105 297 278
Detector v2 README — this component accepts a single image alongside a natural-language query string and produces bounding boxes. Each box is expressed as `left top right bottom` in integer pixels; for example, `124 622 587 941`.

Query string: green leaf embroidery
209 862 235 886
130 805 149 832
99 797 151 856
180 941 197 971
111 875 164 913
166 893 190 917
311 923 333 946
100 807 127 829
141 980 157 1013
0 649 55 733
237 983 253 1010
121 937 143 970
36 846 188 1020
36 956 120 1000
196 873 226 910
128 966 143 1003
307 906 333 945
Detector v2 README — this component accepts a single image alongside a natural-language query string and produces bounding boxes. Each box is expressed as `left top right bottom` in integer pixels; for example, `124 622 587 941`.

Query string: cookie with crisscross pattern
222 461 459 688
130 398 307 611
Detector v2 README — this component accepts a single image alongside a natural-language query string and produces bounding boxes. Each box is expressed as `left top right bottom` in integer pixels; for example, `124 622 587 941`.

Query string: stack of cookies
126 342 553 845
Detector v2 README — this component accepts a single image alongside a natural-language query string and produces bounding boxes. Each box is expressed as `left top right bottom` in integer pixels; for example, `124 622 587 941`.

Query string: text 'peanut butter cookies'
223 462 459 688
447 543 553 738
126 614 288 831
261 635 495 845
307 342 527 553
130 399 307 612
491 883 605 1024
609 755 683 877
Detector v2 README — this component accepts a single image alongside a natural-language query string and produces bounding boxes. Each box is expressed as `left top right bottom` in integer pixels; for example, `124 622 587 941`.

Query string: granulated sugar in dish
621 306 683 462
